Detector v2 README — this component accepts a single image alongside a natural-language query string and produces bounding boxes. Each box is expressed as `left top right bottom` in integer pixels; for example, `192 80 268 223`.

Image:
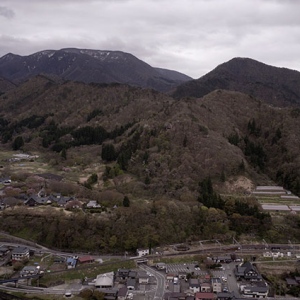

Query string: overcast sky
0 0 300 78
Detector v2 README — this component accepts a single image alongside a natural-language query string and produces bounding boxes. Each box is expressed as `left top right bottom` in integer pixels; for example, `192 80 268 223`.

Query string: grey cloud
0 6 15 19
0 0 300 78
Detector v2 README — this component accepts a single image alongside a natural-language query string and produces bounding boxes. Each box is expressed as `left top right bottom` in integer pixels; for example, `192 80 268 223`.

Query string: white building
11 246 29 261
95 271 114 288
136 248 149 257
211 277 222 293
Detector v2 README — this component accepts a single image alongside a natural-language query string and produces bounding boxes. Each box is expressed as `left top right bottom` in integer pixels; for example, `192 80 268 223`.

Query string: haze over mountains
0 48 192 93
2 49 300 109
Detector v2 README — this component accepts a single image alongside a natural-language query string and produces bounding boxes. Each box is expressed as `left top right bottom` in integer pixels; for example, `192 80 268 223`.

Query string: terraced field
253 186 300 213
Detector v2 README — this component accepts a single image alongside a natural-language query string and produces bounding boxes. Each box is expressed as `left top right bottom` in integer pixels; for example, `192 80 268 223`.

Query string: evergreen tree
101 143 117 161
239 159 245 172
143 151 149 164
145 175 150 185
12 136 24 150
183 135 188 147
61 148 67 160
117 149 131 170
220 169 226 182
123 196 130 207
198 177 224 209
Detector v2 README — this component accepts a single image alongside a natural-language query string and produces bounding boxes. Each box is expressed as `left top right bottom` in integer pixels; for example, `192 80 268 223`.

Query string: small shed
78 255 94 264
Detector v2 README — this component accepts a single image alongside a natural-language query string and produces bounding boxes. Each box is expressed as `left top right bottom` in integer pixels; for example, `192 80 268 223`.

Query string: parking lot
165 263 205 276
214 263 240 295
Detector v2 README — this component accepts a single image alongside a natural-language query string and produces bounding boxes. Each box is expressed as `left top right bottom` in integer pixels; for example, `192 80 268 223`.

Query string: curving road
139 264 165 300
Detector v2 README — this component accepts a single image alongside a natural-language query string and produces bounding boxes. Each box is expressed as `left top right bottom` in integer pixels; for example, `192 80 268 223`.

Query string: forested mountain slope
173 57 300 108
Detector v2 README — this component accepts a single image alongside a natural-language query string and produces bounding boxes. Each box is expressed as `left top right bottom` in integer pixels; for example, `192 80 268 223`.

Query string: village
1 154 300 299
0 240 300 299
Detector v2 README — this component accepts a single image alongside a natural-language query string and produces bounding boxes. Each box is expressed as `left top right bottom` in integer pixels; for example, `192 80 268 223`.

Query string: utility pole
199 241 204 250
233 237 242 255
215 240 222 251
262 239 269 250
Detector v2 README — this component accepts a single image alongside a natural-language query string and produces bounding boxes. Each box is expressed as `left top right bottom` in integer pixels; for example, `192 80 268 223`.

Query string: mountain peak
173 57 300 107
0 48 191 92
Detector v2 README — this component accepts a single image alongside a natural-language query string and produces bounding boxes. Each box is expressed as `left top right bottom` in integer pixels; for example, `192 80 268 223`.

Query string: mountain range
1 49 300 199
0 48 192 92
2 49 300 249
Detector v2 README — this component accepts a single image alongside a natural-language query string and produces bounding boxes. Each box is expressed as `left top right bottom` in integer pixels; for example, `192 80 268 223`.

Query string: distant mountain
172 57 300 107
154 67 191 82
0 48 192 92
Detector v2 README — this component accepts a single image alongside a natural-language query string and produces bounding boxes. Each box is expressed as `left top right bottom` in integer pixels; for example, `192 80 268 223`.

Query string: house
66 257 77 269
0 246 10 257
164 292 187 300
242 284 269 298
11 246 29 261
20 266 40 277
78 255 94 264
117 286 128 300
95 272 114 288
86 200 101 208
286 278 298 287
216 292 235 300
189 278 200 293
128 270 137 279
138 271 149 284
56 196 74 207
117 269 130 280
126 278 136 290
50 193 62 199
98 288 118 300
136 248 149 257
25 195 51 206
65 199 82 210
211 277 222 293
200 282 212 292
47 194 74 206
166 274 176 282
212 255 232 264
195 292 216 300
234 261 262 281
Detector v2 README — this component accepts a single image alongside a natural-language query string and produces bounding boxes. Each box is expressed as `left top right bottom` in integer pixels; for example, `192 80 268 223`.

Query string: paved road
139 264 165 300
225 262 240 296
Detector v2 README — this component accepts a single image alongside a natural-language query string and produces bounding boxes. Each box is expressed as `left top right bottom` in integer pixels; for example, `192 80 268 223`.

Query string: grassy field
36 259 135 287
256 259 298 275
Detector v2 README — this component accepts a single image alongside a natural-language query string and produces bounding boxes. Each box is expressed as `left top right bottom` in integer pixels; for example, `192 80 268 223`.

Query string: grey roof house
234 261 262 281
